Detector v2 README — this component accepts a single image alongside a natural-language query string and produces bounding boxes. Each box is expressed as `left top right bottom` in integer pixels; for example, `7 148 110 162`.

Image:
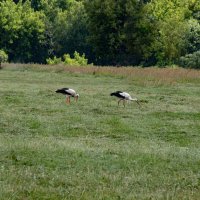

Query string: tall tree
85 0 154 65
85 0 129 65
0 0 48 63
124 0 156 65
146 0 191 65
53 1 90 59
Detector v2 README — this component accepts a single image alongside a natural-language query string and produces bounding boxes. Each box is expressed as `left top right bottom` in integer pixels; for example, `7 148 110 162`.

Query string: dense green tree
30 0 75 12
185 19 200 54
124 1 157 65
0 0 199 67
188 0 200 21
145 0 191 65
53 1 90 59
30 0 91 61
84 0 130 65
0 0 48 63
179 50 200 68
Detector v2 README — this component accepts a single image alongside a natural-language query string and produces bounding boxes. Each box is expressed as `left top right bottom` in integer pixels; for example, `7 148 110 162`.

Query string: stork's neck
130 98 137 101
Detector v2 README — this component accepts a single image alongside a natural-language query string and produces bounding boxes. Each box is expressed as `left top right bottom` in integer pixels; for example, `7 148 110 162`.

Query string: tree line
0 0 199 67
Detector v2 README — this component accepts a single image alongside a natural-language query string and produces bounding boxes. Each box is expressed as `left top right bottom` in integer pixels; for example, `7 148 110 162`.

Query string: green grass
0 65 200 199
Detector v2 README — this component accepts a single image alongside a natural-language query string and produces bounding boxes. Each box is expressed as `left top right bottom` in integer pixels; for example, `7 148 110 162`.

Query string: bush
73 51 88 66
46 56 62 65
179 51 200 69
46 51 89 66
63 53 79 66
0 50 8 69
63 51 88 66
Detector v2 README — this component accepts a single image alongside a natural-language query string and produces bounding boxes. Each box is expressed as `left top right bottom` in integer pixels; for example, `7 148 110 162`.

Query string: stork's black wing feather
55 88 70 95
110 91 125 99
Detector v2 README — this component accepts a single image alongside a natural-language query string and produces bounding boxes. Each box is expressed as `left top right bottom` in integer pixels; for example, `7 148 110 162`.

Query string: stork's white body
65 88 76 97
118 92 137 101
110 91 140 107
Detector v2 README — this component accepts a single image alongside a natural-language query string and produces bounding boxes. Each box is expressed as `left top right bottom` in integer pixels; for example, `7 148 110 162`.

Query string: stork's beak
75 95 79 102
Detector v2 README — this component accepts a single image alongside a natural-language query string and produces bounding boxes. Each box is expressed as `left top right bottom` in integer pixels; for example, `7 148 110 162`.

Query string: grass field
0 64 200 199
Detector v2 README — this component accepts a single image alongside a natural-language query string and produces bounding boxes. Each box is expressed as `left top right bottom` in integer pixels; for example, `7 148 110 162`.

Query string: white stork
56 88 79 104
110 91 140 107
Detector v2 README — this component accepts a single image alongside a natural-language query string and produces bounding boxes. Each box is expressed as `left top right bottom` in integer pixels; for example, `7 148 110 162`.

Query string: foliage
0 0 47 63
53 1 90 58
179 51 200 68
84 0 130 65
31 0 90 61
63 51 88 66
46 56 62 65
189 0 200 21
0 0 199 67
0 50 8 68
73 51 88 65
84 0 200 66
145 0 191 65
185 19 200 54
46 51 89 66
124 1 156 65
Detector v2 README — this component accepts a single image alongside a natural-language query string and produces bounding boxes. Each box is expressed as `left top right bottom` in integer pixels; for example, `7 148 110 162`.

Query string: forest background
0 0 199 68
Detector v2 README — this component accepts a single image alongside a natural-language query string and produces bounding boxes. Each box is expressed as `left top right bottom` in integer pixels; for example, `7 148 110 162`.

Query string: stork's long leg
66 97 70 104
123 100 126 107
118 99 122 106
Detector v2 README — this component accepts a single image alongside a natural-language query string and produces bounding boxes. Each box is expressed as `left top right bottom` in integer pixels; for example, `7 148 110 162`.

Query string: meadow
0 64 200 199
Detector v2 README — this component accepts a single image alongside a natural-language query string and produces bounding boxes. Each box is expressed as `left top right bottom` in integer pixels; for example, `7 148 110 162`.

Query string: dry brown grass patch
4 63 200 86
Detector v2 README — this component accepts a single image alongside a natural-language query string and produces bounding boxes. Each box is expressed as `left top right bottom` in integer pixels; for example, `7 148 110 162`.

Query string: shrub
73 51 88 66
0 50 8 69
63 51 88 66
46 56 62 65
179 51 200 69
46 51 89 66
63 53 79 66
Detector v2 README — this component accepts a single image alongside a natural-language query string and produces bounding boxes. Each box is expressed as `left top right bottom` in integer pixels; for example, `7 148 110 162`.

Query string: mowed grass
0 65 200 199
